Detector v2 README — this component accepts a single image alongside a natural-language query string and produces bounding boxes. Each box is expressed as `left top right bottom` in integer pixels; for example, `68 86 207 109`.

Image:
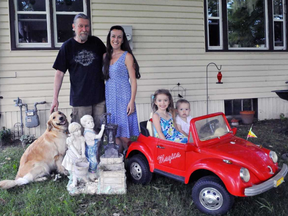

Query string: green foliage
256 198 274 213
0 127 13 146
20 134 35 146
227 0 265 48
280 113 287 121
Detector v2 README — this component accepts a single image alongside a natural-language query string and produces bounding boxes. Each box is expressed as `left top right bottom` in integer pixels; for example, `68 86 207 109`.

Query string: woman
103 25 140 153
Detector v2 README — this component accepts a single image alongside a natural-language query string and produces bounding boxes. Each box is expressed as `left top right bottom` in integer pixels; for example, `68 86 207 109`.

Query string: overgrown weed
256 198 273 213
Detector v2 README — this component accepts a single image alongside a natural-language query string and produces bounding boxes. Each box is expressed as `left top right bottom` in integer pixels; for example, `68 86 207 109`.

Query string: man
51 13 106 131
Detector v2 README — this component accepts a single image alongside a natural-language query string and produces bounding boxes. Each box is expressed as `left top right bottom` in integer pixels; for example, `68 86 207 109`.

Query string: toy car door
155 139 186 171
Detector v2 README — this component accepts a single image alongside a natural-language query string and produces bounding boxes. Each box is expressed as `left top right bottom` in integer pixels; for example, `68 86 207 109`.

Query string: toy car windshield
195 115 230 141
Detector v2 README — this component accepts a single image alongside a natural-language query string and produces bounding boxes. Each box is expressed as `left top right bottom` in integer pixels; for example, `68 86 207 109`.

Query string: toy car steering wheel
200 119 220 136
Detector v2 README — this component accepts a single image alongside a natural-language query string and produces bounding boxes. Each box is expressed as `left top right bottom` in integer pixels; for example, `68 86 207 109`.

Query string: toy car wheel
192 176 234 215
128 154 152 185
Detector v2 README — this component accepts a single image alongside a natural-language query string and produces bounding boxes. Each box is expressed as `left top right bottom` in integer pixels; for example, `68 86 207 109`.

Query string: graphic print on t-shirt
74 50 95 66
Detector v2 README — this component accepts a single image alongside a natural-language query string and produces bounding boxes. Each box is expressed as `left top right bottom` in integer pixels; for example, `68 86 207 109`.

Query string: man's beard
79 32 88 42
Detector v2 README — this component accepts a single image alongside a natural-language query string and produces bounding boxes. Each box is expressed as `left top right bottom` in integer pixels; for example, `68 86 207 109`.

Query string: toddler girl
175 99 193 137
152 89 187 144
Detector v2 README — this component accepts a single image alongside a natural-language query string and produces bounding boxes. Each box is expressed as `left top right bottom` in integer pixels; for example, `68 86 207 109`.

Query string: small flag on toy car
247 126 257 140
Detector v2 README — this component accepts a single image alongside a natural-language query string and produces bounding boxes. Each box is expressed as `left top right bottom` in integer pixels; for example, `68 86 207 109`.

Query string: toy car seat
140 121 150 137
140 112 154 137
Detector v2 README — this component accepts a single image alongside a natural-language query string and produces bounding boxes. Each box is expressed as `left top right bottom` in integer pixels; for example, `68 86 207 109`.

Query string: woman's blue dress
105 51 140 138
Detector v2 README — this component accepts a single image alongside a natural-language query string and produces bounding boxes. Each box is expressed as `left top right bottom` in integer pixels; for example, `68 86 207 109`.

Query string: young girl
152 89 188 144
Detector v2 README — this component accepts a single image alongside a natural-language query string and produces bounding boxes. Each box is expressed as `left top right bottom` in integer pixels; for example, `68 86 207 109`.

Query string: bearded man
51 13 106 132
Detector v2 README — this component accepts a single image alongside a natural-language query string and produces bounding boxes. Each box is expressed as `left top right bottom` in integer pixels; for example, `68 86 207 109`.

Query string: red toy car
125 112 288 215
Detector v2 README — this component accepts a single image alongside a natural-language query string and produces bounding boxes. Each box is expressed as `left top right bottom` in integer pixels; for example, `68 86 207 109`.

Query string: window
9 0 89 49
273 0 286 49
207 0 223 49
205 0 286 51
225 98 258 118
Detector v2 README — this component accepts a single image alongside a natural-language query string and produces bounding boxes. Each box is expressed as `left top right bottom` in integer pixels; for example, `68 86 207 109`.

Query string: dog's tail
0 178 30 189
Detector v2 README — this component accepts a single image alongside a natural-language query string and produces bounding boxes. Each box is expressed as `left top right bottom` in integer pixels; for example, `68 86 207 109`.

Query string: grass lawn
0 119 288 216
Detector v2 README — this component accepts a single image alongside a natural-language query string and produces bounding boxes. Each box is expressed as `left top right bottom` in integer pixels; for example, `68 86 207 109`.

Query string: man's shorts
71 100 106 132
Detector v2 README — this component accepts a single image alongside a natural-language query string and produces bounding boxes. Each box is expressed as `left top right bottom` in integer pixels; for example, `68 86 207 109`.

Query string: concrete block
97 155 127 194
98 162 124 171
100 154 124 164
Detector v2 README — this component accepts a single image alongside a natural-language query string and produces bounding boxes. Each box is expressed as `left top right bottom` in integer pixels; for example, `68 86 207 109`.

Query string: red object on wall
217 71 223 83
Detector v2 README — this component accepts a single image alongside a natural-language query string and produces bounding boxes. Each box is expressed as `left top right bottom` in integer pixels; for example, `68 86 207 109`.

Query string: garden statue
62 122 88 189
64 114 126 195
80 115 105 181
102 113 119 158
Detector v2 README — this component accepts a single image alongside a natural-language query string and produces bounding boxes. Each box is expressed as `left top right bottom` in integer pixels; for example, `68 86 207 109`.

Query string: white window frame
14 0 51 48
12 0 88 49
273 0 286 50
52 0 87 48
206 0 223 50
205 0 288 51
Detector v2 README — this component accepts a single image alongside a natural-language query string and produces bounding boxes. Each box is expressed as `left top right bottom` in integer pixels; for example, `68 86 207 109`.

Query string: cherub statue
62 122 88 188
80 115 105 181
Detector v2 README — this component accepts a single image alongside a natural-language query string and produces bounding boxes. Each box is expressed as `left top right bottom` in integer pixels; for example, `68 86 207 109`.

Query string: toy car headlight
269 151 278 163
240 168 250 182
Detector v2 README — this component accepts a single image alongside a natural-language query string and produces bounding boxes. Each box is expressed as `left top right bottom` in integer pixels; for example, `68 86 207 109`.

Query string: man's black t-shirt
53 36 106 106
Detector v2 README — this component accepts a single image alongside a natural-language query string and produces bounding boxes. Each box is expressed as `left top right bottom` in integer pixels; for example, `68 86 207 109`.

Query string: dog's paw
53 174 62 181
35 177 48 182
57 166 68 176
63 169 69 176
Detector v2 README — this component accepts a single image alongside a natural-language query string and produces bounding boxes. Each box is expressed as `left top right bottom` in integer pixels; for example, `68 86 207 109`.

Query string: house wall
0 0 288 137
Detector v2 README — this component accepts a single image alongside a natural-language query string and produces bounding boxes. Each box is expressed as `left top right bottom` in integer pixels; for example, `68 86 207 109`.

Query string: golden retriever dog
0 111 68 189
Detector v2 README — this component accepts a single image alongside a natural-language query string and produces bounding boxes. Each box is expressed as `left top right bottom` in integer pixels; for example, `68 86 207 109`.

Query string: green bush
20 134 35 146
0 127 13 146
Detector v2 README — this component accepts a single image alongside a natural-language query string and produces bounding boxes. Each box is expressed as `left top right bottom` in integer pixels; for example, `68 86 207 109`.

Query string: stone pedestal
67 154 126 195
97 154 127 194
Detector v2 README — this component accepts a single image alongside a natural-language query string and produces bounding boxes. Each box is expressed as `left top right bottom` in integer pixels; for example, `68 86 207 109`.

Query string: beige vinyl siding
0 0 288 136
0 0 69 111
258 98 288 120
92 0 205 108
0 0 70 135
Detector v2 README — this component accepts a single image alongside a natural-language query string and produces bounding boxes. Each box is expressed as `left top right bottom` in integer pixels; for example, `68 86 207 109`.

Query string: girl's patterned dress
153 112 188 144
